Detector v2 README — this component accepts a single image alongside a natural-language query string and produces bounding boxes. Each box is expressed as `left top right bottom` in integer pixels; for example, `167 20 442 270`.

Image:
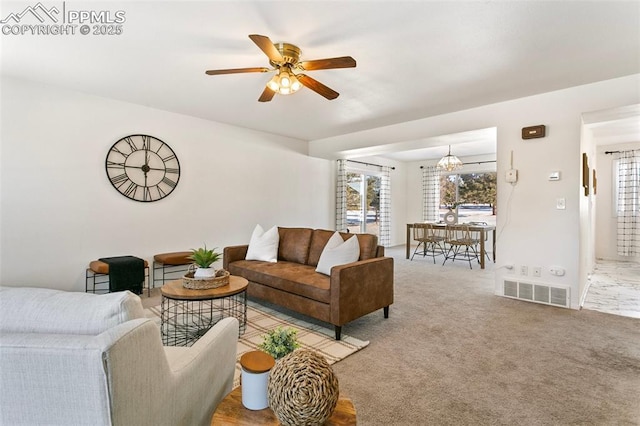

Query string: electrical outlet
532 266 541 277
520 265 528 276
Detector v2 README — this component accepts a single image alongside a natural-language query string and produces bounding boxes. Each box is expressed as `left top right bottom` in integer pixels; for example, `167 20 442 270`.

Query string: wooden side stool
153 251 193 289
86 259 150 295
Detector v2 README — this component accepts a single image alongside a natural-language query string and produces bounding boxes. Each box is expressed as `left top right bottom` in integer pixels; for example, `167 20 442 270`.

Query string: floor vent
503 280 569 308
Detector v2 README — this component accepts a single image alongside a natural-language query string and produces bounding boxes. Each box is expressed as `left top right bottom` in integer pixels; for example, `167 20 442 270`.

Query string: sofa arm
330 257 394 326
223 245 249 270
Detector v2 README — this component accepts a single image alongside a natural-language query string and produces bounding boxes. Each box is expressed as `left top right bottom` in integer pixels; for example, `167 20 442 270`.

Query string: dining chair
442 224 479 269
468 222 492 263
411 223 446 263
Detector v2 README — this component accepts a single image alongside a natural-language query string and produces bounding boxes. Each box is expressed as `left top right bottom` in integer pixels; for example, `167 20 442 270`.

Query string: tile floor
583 260 640 319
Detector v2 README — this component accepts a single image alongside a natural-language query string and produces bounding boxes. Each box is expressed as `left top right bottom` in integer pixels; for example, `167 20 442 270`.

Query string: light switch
556 198 566 210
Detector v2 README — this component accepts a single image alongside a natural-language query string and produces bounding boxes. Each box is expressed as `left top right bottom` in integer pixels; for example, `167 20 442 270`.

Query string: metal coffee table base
161 291 246 347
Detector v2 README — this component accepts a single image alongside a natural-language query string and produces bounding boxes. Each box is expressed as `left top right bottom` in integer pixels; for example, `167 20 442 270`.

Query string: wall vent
502 280 569 308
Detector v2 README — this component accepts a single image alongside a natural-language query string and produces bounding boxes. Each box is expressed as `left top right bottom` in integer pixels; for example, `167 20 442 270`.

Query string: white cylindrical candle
240 351 275 410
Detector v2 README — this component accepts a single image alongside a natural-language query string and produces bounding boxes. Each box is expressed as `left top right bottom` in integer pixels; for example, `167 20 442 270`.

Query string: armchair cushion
0 286 145 335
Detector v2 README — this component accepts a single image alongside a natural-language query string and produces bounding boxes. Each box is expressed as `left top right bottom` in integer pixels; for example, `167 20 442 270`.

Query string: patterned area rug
145 300 369 387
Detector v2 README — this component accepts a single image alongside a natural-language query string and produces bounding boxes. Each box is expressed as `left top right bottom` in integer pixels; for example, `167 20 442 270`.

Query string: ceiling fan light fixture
267 67 301 95
278 68 300 94
206 34 356 102
280 73 291 88
267 76 280 91
290 77 301 92
437 145 463 172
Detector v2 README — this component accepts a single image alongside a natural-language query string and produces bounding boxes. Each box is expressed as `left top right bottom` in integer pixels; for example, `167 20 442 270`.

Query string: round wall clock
105 134 180 202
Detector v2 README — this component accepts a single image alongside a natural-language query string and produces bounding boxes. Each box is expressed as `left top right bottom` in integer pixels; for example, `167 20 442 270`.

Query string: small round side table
211 386 356 425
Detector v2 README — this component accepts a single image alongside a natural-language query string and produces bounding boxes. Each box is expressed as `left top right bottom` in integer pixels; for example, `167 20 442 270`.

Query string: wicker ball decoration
267 349 339 426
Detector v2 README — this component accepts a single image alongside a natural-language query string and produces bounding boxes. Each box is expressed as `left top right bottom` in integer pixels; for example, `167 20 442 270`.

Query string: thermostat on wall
549 171 560 181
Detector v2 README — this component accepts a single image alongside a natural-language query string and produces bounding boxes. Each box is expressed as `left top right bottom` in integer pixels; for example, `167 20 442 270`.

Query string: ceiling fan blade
258 86 276 102
297 74 339 100
205 67 270 75
249 34 284 63
299 56 356 71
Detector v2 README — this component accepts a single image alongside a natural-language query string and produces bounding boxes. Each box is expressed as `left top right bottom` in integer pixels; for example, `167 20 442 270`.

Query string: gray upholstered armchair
0 286 238 426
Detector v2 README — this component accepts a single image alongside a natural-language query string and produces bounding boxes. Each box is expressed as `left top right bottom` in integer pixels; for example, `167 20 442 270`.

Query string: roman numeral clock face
105 135 180 202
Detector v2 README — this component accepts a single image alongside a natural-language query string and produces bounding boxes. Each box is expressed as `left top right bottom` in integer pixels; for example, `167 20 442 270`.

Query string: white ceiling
1 1 639 161
374 127 498 163
584 105 640 147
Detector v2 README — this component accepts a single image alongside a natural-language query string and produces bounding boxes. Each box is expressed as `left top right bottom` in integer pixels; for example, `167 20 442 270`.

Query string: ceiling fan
205 34 356 102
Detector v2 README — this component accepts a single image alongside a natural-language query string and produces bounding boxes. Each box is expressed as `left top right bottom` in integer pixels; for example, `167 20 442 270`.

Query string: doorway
346 172 381 235
581 105 640 318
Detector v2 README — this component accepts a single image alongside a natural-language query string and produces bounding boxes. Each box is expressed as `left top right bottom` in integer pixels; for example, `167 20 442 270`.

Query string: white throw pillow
315 232 360 275
245 224 279 262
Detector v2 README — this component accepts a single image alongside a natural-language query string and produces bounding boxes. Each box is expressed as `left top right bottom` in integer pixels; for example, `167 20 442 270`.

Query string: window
346 172 381 235
440 172 497 225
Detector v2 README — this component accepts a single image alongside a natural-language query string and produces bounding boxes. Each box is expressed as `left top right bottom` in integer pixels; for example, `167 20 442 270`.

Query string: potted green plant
189 245 221 278
258 326 300 360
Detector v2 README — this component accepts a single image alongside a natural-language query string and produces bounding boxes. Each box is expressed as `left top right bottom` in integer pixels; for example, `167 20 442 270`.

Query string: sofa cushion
308 229 334 267
0 286 145 335
227 260 330 304
246 224 279 262
308 229 379 266
277 227 313 264
315 232 360 275
354 233 379 260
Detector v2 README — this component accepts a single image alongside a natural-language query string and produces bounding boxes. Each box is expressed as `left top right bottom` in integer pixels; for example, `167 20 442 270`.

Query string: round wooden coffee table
160 276 248 346
211 386 356 425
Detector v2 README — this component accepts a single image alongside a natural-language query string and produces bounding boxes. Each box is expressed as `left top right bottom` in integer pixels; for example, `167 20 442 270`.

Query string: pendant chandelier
436 145 463 172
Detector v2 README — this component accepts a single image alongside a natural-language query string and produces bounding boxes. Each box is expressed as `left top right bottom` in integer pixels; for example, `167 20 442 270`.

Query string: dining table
406 222 496 269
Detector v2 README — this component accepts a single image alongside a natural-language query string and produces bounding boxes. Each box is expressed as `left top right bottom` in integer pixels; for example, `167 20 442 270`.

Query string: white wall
594 141 640 261
310 74 640 309
3 75 639 307
0 77 334 291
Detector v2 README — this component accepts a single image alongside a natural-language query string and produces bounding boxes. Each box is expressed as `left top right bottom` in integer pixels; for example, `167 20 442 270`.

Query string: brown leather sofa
223 227 394 340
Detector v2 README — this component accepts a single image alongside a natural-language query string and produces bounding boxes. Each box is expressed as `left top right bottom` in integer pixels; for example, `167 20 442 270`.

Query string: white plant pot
194 267 216 278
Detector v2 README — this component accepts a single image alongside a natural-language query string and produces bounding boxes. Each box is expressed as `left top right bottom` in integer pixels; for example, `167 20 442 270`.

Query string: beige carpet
145 300 368 387
328 246 640 425
141 249 640 424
